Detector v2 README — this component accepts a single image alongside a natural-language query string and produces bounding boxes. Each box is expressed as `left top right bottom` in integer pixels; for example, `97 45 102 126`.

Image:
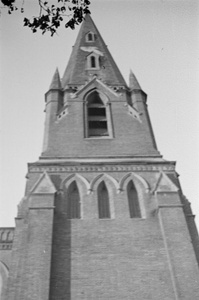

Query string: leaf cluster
1 0 18 14
1 0 91 35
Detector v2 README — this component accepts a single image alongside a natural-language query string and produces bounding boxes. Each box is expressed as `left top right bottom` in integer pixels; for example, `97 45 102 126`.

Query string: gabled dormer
85 31 96 42
86 52 100 70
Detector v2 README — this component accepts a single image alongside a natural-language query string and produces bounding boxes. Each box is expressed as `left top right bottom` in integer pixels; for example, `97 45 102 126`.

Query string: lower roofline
30 155 175 166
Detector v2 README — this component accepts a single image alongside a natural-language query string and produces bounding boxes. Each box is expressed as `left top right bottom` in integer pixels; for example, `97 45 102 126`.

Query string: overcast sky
0 0 199 229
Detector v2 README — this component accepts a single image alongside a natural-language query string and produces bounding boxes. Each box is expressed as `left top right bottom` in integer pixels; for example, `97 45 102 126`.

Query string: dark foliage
1 0 91 35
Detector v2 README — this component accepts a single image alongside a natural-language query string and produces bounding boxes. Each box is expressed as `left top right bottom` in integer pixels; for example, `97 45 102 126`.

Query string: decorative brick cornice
28 164 175 173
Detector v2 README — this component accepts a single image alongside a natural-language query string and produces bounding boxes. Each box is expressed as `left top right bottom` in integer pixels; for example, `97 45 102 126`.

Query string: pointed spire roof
49 68 62 90
62 14 126 89
129 69 141 90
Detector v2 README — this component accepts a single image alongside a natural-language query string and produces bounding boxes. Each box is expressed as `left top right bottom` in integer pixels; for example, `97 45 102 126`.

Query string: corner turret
129 70 158 150
42 68 63 153
129 69 142 91
49 68 62 90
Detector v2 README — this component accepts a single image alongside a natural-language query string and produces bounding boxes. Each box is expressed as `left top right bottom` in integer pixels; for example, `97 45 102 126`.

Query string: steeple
40 13 161 159
49 68 62 90
62 14 126 89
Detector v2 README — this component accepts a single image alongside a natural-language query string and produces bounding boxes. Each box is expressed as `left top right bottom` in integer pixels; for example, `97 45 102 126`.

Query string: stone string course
29 164 175 173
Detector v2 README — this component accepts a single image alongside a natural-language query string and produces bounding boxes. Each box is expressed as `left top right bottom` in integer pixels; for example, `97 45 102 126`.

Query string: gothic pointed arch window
85 90 113 138
67 181 81 219
127 180 141 218
98 181 110 219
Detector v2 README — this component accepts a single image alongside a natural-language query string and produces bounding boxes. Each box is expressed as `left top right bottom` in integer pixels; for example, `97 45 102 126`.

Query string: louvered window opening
127 181 141 218
87 91 108 137
67 181 81 219
98 181 110 219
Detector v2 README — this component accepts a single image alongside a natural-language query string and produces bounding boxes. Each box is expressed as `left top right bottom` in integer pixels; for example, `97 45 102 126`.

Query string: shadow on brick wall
49 192 71 300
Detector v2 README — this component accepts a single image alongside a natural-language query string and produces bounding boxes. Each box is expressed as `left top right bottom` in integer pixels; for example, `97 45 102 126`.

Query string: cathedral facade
0 14 199 300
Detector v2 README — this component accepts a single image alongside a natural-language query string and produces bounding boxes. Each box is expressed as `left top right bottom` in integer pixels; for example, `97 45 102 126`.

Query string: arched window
86 52 100 69
127 180 141 218
86 91 108 137
88 33 93 41
86 31 95 42
90 56 96 68
1 232 7 242
98 181 110 219
67 181 81 219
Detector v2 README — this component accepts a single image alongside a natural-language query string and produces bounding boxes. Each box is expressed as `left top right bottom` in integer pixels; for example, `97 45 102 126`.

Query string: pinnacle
49 68 62 90
129 69 141 90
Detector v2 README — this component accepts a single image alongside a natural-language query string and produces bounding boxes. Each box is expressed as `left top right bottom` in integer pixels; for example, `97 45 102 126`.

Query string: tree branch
0 0 91 35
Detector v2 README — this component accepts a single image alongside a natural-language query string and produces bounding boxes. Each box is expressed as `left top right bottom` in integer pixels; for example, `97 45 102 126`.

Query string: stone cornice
28 162 175 173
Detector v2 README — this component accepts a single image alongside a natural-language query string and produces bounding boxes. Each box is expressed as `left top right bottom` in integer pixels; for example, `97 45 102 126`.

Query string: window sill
86 67 100 71
99 218 113 220
84 136 114 140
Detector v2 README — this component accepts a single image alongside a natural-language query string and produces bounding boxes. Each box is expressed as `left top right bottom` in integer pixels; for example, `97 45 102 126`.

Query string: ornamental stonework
29 164 175 173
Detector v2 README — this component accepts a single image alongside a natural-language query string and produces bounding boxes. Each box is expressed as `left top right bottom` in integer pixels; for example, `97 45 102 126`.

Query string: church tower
1 14 199 300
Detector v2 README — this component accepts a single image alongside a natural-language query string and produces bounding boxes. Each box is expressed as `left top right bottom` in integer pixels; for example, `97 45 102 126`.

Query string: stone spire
62 14 127 89
49 68 62 90
129 69 141 90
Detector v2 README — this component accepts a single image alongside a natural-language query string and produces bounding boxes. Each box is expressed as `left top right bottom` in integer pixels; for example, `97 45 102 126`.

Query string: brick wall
3 165 199 300
5 195 54 300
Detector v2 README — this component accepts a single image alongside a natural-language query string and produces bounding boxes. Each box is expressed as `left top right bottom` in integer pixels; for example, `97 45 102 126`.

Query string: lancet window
90 56 96 68
87 53 100 69
67 181 81 219
127 180 141 218
98 181 110 219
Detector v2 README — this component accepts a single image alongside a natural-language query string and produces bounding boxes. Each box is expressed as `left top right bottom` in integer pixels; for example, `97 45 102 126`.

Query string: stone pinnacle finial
129 69 141 90
49 68 62 90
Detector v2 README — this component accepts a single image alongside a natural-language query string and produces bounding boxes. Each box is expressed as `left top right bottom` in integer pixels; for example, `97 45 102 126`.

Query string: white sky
0 0 199 229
